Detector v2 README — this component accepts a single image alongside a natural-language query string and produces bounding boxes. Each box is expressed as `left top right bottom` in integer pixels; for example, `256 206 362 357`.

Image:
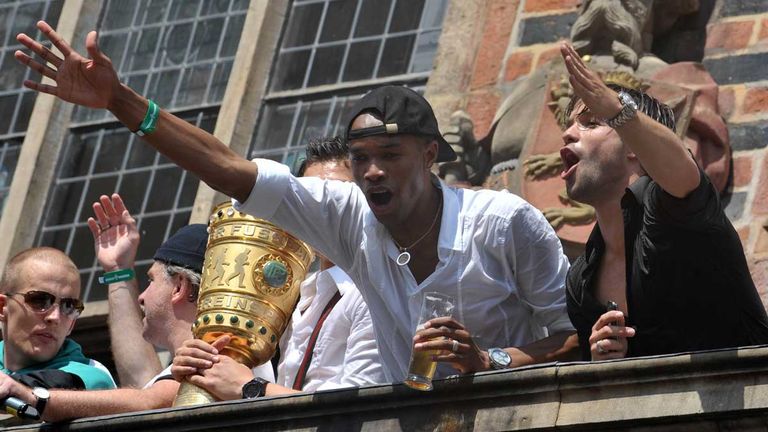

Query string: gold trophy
173 203 314 406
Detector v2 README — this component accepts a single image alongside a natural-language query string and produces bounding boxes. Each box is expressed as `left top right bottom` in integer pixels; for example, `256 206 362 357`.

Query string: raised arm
88 194 161 387
560 43 700 198
15 21 256 202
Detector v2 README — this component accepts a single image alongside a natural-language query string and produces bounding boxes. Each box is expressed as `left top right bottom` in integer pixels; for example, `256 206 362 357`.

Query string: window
38 0 248 302
0 0 64 214
249 0 448 166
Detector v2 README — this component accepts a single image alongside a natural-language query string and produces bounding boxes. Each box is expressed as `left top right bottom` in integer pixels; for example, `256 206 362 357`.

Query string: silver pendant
396 251 411 266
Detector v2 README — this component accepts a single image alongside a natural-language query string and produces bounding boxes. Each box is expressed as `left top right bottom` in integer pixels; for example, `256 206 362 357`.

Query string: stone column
188 0 290 224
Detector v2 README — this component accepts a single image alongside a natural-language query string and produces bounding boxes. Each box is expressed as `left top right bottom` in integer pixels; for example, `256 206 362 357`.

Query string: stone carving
570 0 653 69
439 111 491 187
571 0 702 69
650 62 730 193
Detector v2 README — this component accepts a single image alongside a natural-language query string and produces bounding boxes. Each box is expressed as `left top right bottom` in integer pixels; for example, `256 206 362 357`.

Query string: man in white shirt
16 23 578 382
172 137 386 399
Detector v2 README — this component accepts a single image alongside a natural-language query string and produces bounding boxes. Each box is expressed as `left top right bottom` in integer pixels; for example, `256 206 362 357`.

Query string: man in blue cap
0 194 273 421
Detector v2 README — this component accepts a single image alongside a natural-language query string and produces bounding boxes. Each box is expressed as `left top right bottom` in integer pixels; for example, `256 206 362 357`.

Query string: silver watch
604 91 638 129
488 347 512 370
33 387 50 416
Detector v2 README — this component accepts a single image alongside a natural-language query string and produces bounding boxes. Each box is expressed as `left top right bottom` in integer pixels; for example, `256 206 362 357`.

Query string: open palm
87 194 140 271
15 20 121 109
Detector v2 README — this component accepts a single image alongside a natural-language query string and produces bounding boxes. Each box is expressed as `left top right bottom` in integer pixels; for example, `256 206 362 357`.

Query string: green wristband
135 99 159 137
99 268 135 285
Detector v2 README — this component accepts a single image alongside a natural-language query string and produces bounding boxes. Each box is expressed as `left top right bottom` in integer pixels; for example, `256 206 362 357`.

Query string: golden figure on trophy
173 203 314 406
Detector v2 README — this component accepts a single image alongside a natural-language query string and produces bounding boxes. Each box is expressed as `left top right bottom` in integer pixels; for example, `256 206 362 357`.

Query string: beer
404 292 455 392
405 347 439 391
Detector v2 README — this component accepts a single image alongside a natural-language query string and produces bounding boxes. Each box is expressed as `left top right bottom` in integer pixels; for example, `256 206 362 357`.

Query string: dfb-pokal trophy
173 202 314 406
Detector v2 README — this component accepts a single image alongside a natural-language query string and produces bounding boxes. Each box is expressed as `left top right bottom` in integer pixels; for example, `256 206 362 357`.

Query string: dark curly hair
295 136 349 177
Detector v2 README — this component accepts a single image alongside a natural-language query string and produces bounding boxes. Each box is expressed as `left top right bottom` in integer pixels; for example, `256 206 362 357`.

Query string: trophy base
173 381 218 407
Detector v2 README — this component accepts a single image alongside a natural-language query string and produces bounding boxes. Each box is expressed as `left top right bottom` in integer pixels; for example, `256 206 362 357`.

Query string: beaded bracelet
135 99 159 137
98 268 136 285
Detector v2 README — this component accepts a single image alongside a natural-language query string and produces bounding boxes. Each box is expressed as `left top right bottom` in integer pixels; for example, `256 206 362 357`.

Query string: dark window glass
254 103 297 152
130 27 160 72
177 63 213 107
102 0 136 31
159 22 194 67
411 30 441 73
169 0 200 20
145 167 183 213
80 176 119 222
377 35 415 77
270 49 311 91
354 0 391 37
343 40 380 81
93 131 130 174
191 17 225 62
136 214 171 259
282 3 323 48
45 181 85 226
319 0 356 43
98 33 129 72
220 14 246 57
389 0 425 33
307 45 346 87
0 95 16 135
117 172 151 211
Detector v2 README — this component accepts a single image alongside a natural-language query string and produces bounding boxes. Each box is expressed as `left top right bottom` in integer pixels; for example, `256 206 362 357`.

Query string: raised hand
87 193 140 271
560 42 622 120
15 20 121 110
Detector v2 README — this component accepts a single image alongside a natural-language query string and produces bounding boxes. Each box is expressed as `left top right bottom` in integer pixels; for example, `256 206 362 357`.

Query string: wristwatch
604 90 638 129
488 347 512 370
241 377 270 399
32 387 50 416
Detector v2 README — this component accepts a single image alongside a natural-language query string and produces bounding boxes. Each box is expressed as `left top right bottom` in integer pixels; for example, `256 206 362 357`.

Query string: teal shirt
0 339 115 390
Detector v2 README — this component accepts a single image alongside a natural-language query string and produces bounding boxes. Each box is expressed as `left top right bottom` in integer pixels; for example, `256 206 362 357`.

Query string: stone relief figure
439 111 491 187
650 62 730 193
570 0 653 69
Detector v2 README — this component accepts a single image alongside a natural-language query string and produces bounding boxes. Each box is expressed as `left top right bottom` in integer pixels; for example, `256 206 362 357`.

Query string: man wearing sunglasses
0 247 116 420
0 196 272 422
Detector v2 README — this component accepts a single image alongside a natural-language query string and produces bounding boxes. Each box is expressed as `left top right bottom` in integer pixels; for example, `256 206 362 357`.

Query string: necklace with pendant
394 193 442 266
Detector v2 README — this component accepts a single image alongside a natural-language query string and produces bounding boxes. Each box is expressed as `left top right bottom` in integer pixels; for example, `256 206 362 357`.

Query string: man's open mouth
369 190 393 207
560 147 580 179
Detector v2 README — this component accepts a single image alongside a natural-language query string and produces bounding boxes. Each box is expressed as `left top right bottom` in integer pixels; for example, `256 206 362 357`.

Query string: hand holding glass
404 292 455 391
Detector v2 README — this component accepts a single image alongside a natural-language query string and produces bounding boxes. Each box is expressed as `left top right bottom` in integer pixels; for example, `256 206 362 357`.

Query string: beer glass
404 292 455 391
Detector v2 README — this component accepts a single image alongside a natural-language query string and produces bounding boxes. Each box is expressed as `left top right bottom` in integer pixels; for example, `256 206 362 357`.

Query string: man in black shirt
558 43 768 361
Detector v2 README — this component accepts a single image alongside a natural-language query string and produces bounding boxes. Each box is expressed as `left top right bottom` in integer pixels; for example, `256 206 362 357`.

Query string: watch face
619 92 638 110
33 387 50 399
242 379 267 399
490 348 510 366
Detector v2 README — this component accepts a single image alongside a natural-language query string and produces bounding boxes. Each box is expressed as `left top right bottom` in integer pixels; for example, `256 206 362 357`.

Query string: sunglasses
10 290 84 319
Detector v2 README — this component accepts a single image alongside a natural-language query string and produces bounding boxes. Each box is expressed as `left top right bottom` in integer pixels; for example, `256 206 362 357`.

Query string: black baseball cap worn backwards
345 85 457 162
153 224 208 274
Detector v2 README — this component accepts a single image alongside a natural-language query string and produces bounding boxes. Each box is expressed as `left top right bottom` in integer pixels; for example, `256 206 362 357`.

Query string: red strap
292 290 342 390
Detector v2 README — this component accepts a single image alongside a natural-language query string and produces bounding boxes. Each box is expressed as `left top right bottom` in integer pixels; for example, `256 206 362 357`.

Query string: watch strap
32 387 49 416
605 92 638 129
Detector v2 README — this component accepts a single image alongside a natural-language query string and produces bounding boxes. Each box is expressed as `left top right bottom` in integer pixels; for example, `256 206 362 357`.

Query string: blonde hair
0 247 80 294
